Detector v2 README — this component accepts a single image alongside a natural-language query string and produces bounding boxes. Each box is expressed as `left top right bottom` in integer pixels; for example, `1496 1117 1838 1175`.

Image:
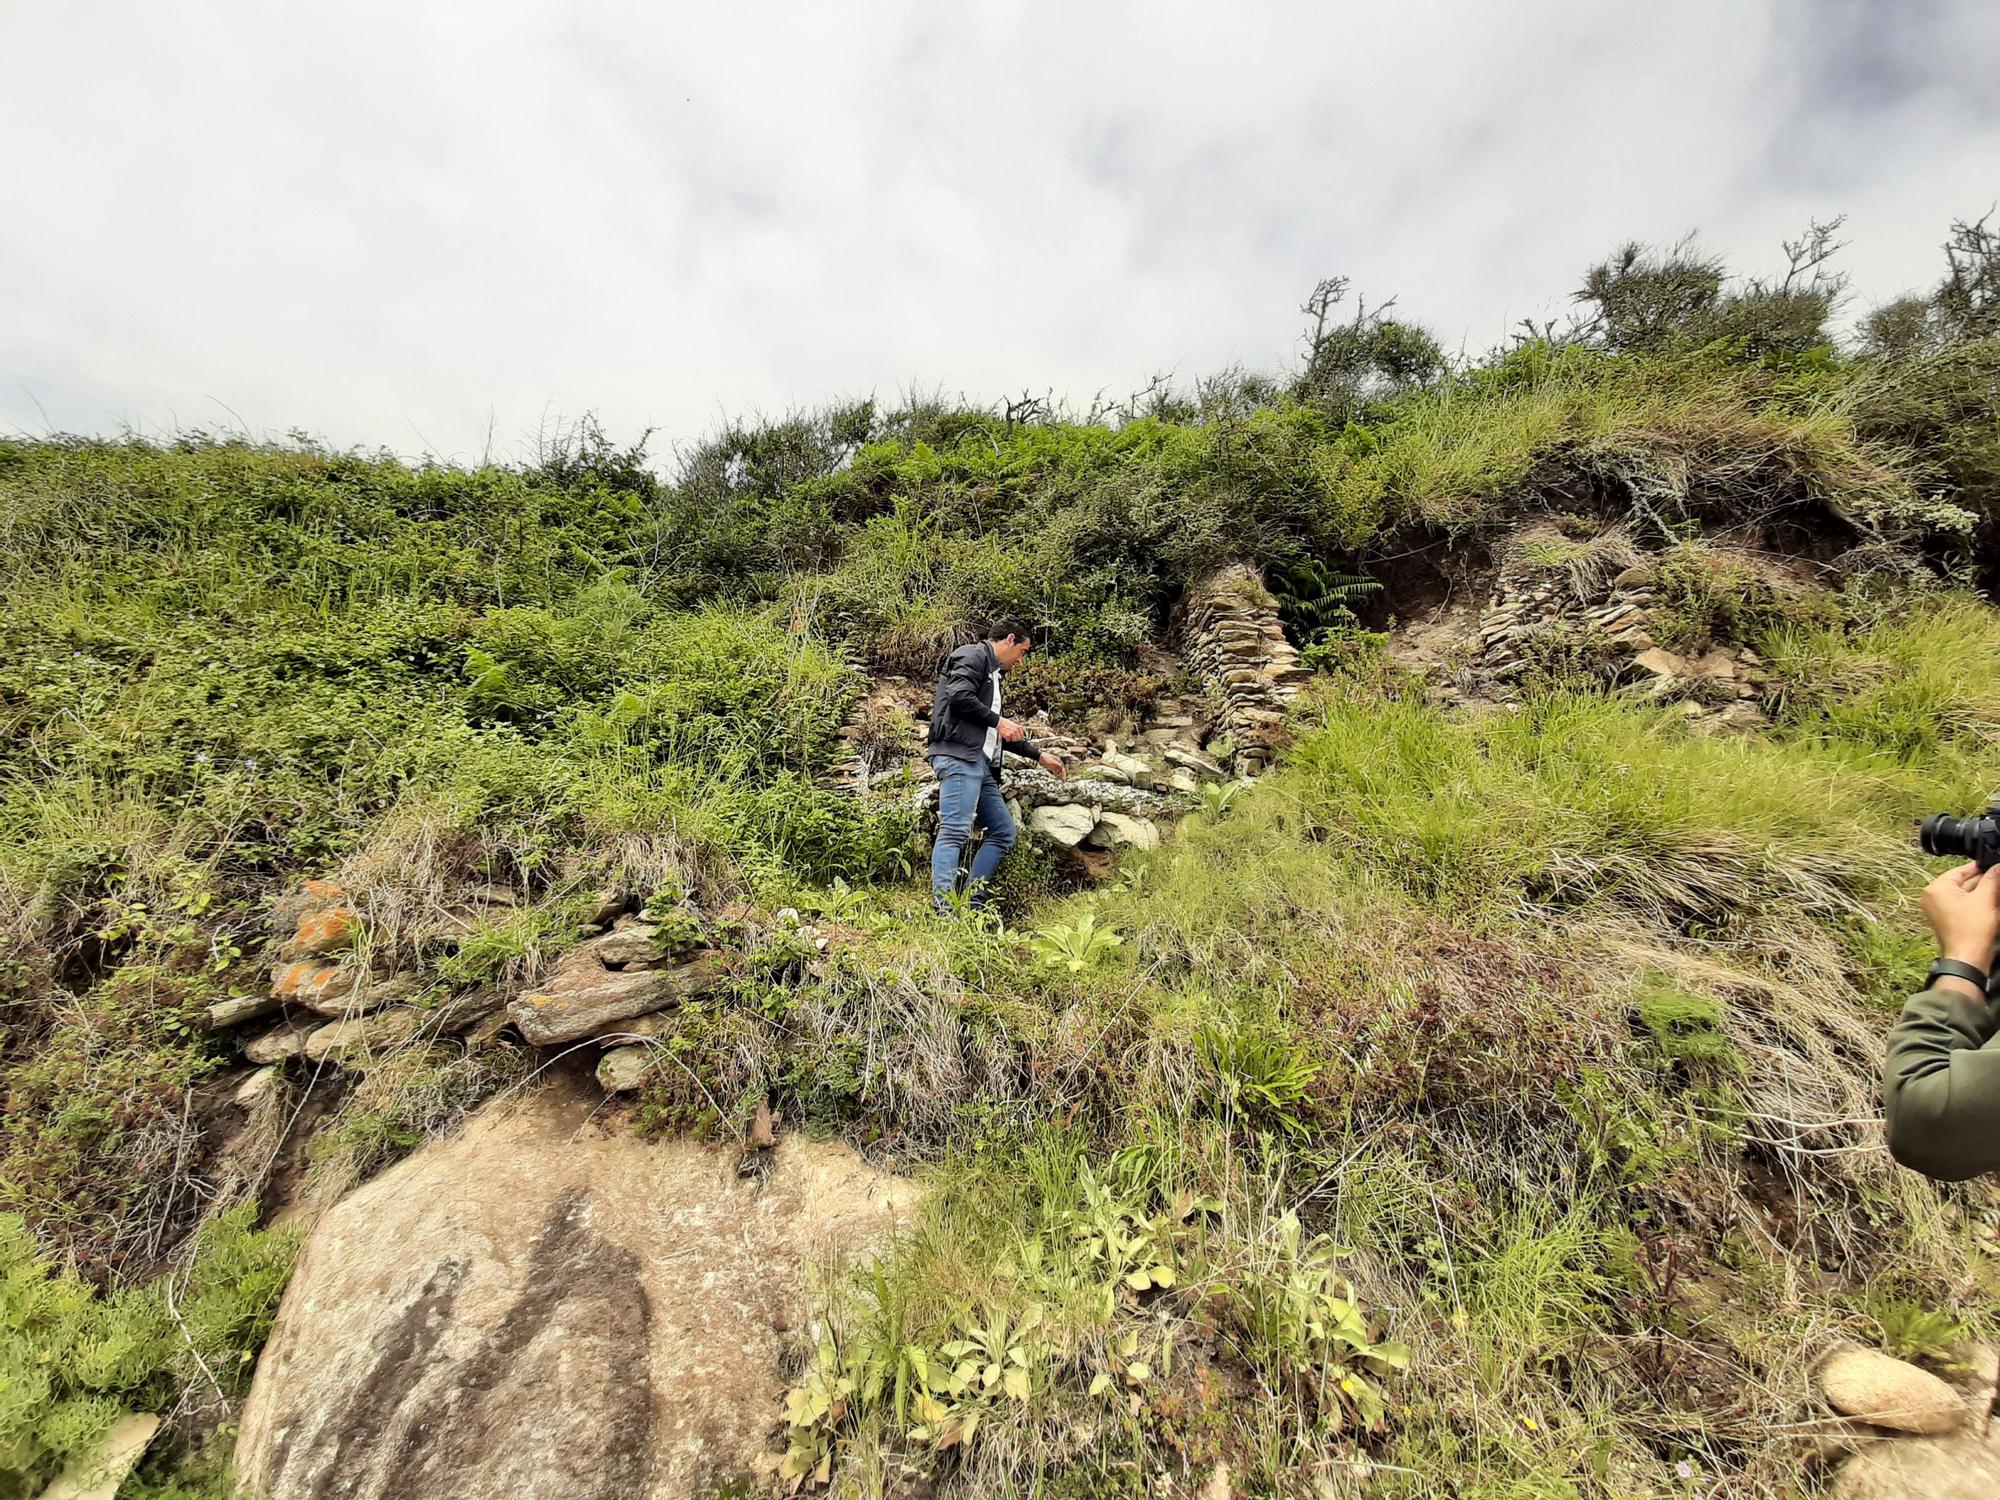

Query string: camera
1919 800 2000 871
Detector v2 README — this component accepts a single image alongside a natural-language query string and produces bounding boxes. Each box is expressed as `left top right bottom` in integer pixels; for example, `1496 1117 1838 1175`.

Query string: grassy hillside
3 223 2000 1496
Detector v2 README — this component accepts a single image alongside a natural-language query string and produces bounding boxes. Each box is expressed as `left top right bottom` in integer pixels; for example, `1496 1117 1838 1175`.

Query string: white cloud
2 0 1996 465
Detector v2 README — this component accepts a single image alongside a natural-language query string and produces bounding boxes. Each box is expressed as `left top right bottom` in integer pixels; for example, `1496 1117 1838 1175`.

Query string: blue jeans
929 755 1016 913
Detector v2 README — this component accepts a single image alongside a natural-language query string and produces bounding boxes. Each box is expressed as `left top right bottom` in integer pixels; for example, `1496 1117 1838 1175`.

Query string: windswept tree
1294 276 1446 416
1574 219 1847 360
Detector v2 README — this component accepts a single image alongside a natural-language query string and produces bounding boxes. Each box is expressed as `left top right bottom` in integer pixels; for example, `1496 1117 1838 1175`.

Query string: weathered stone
1717 702 1770 729
585 887 630 928
1102 749 1153 777
244 1019 316 1064
1078 762 1132 785
271 960 359 1011
1827 1427 2000 1499
1169 769 1200 794
1085 812 1161 851
40 1412 160 1500
1632 647 1692 680
1029 803 1098 847
596 1045 653 1092
508 935 720 1046
304 1008 427 1063
1164 747 1227 779
235 1066 282 1107
235 1078 921 1500
207 992 283 1029
591 921 671 968
1945 1342 1999 1427
585 1011 679 1044
1692 649 1738 681
280 905 358 961
1820 1347 1969 1434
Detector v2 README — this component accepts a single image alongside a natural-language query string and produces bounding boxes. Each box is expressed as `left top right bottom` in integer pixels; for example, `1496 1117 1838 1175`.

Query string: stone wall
1472 525 1770 728
1176 563 1311 774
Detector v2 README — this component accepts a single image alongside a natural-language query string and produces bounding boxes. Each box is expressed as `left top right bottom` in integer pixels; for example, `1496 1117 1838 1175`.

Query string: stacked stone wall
1177 563 1311 774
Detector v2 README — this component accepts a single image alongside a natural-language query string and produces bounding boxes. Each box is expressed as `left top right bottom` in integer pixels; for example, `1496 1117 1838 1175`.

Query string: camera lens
1921 814 1975 859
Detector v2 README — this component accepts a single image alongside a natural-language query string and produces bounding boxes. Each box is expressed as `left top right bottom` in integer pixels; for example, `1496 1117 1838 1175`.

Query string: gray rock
1163 747 1227 779
591 921 671 968
1827 1427 2000 1499
585 1011 680 1044
508 938 721 1046
38 1412 159 1500
244 1020 316 1064
304 1008 427 1063
597 1046 654 1092
1085 812 1161 851
1029 803 1098 847
1820 1347 1969 1434
207 992 283 1030
234 1066 282 1107
584 887 630 927
1632 646 1692 680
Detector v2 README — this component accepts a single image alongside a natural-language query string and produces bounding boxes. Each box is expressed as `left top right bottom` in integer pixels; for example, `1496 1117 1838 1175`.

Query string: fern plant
1271 558 1383 640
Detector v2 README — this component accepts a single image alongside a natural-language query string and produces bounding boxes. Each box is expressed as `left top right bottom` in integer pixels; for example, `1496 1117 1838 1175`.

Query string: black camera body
1919 800 2000 870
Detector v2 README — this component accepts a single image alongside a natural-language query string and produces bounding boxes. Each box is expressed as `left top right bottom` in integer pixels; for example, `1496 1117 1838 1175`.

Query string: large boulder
1828 1428 2000 1499
236 1079 920 1500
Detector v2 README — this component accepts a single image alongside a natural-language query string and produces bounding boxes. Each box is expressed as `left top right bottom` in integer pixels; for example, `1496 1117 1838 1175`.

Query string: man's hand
997 716 1026 742
1038 751 1066 779
1921 860 2000 996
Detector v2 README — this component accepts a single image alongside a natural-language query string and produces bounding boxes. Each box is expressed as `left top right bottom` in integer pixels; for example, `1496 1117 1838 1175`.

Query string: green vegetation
2 215 1998 1494
0 1206 294 1497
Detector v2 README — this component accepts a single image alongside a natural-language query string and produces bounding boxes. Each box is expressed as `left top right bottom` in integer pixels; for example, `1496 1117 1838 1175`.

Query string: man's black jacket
926 641 1044 769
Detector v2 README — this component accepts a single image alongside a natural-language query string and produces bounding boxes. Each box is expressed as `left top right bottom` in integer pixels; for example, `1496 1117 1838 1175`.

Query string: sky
3 0 1997 470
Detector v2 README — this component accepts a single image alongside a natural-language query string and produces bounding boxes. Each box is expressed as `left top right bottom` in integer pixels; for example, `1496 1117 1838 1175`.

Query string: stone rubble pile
1176 563 1312 775
210 881 728 1092
1472 531 1771 728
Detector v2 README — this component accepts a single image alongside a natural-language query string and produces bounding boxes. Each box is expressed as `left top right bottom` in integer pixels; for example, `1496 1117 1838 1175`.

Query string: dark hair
987 619 1037 647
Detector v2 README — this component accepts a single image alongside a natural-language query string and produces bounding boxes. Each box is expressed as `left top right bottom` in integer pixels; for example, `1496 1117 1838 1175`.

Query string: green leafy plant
1225 1211 1409 1431
1028 913 1124 972
1197 1025 1321 1135
1872 1300 1970 1364
1198 780 1243 818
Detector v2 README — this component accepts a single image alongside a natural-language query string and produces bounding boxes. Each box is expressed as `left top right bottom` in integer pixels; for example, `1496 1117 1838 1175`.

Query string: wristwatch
1927 957 1990 992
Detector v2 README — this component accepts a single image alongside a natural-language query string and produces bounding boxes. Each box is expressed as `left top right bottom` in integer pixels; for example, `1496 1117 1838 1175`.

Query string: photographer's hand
1920 861 2000 999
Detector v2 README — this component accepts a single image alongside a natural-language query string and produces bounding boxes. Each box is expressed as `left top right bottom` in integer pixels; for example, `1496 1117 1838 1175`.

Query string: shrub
0 1205 295 1496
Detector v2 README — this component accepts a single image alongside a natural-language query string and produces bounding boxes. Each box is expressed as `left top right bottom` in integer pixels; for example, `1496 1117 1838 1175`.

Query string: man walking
926 621 1065 914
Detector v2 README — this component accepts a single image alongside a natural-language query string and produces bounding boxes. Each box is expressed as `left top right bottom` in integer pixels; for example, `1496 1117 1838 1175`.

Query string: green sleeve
1882 985 2000 1182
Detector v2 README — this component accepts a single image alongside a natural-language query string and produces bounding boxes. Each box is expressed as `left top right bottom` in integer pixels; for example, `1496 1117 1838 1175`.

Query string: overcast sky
3 1 1996 469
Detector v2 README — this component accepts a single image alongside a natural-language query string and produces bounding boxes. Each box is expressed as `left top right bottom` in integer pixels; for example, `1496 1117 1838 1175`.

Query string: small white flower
243 759 258 770
193 752 209 765
1675 1460 1694 1481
